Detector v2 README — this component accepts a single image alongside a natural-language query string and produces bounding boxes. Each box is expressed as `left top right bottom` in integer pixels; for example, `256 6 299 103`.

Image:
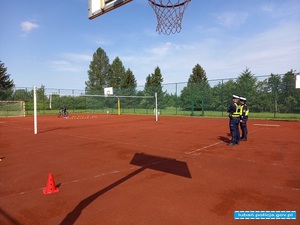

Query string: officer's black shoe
236 141 240 145
227 142 236 146
241 138 247 141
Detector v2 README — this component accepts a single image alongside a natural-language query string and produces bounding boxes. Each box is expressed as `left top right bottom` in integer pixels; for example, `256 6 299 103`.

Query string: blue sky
1 0 300 90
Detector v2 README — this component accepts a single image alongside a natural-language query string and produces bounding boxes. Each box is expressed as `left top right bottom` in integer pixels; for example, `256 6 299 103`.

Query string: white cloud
118 19 300 86
260 1 300 19
261 3 275 13
49 60 79 72
145 42 180 57
119 41 203 83
48 52 92 74
216 12 248 28
95 38 113 46
225 22 300 70
62 53 92 62
21 21 39 33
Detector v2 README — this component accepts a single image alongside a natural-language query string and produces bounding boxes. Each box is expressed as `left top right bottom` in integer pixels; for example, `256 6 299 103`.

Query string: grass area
0 111 25 117
3 107 298 120
159 108 300 120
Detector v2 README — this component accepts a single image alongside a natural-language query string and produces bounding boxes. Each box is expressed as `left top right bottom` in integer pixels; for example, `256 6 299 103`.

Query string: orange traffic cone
43 173 59 194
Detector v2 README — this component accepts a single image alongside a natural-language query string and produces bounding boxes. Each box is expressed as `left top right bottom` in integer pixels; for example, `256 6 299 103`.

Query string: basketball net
148 0 191 35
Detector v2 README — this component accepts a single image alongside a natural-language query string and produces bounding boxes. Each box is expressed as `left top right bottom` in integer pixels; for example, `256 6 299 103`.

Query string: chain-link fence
1 73 300 119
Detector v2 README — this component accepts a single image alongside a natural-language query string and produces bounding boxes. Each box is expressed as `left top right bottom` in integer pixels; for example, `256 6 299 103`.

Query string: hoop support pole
33 86 38 134
155 92 158 122
118 98 121 115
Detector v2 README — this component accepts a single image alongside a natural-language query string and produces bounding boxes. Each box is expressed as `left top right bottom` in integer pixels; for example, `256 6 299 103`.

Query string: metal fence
1 73 300 119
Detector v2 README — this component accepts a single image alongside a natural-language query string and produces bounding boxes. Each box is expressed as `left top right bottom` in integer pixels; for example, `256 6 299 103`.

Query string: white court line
0 166 139 198
185 141 223 155
185 127 266 155
253 124 280 127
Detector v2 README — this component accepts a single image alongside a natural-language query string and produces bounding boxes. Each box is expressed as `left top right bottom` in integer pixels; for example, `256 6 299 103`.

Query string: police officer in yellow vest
239 97 249 141
226 95 241 146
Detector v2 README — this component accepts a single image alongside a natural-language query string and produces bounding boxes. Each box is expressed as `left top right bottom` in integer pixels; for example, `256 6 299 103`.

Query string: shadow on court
130 153 192 179
38 127 72 134
59 153 191 225
0 207 22 225
218 136 231 143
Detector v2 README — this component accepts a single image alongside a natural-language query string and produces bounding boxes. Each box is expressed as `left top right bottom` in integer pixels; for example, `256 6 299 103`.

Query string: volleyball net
80 93 158 119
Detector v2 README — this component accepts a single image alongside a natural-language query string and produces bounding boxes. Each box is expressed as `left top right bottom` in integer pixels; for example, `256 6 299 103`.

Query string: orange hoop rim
148 0 190 8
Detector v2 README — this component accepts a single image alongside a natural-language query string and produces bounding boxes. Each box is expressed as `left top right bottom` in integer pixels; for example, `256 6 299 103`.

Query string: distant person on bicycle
60 105 68 117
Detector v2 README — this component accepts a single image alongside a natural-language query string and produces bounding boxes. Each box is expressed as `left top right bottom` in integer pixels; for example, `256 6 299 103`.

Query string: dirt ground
0 115 299 225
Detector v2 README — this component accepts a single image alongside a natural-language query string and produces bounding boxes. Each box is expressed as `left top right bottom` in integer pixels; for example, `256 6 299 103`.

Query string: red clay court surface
0 114 299 225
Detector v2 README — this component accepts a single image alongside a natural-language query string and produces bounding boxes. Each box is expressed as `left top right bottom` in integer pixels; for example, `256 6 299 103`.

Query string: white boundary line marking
185 127 266 155
185 141 223 155
253 123 280 127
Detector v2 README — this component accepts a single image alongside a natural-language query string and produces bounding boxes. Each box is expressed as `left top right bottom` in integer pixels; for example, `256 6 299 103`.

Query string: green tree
284 96 297 113
36 85 48 111
235 68 258 111
164 93 177 108
180 64 209 112
85 48 110 94
210 80 227 112
279 70 298 112
221 79 237 109
108 57 126 89
236 68 257 101
255 74 283 113
0 60 14 100
281 70 296 98
256 79 273 112
119 68 137 108
143 66 165 108
120 68 137 95
187 64 208 85
268 74 281 113
12 88 31 101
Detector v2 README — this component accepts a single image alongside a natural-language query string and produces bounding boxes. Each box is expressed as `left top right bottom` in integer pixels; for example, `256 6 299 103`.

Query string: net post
155 92 158 121
33 86 38 134
22 101 26 117
49 93 52 109
117 98 121 115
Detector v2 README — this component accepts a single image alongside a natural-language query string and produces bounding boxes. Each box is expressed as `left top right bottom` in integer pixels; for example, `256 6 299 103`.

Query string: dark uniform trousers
230 117 240 144
240 116 248 139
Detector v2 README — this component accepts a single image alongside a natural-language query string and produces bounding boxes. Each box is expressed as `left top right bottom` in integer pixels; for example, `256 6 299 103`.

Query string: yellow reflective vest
240 104 249 117
231 103 241 118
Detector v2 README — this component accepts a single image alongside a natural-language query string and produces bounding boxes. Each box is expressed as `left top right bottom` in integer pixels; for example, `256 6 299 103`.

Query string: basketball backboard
104 87 113 96
88 0 133 20
296 73 300 89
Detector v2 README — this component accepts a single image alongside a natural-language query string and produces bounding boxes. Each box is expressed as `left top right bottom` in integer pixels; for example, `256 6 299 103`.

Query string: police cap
232 95 239 99
240 97 247 101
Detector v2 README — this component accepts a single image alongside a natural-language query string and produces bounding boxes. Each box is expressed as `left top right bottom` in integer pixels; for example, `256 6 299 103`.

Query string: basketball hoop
148 0 191 35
